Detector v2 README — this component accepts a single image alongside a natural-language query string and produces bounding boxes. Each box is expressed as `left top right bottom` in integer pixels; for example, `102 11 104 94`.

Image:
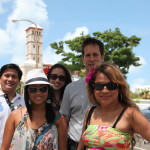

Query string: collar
0 90 22 100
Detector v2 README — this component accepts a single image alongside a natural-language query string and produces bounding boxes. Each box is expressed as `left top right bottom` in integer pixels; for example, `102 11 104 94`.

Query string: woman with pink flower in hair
77 62 150 150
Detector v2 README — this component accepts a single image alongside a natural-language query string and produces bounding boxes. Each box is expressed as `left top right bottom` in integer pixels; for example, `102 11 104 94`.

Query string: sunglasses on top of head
94 82 118 91
49 74 66 82
28 86 48 94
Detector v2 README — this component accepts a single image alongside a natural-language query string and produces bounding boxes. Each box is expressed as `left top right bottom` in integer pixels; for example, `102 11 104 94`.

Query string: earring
28 99 31 105
46 99 51 104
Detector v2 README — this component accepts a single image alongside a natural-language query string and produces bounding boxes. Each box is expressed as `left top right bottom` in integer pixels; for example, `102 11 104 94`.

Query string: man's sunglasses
28 86 48 94
49 74 66 82
94 82 118 91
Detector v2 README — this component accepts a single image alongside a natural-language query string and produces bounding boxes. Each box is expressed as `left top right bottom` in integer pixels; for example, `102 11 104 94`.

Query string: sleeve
60 84 71 117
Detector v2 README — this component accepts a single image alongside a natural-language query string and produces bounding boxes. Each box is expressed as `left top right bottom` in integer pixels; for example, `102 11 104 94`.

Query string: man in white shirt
0 63 25 147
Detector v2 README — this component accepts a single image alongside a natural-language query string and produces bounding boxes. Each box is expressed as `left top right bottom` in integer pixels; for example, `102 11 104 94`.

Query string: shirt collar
0 90 22 100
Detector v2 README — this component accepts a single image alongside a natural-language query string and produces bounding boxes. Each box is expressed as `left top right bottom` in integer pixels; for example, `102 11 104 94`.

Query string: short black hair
0 63 23 81
82 37 104 57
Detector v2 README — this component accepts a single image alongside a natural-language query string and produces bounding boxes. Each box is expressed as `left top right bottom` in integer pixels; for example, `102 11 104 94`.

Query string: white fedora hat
25 69 51 86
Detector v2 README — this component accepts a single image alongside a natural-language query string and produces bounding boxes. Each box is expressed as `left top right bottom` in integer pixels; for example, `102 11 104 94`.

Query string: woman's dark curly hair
87 62 138 109
24 85 55 124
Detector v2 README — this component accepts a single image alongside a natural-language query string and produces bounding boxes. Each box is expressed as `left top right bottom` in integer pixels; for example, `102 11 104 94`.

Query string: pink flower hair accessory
85 66 95 83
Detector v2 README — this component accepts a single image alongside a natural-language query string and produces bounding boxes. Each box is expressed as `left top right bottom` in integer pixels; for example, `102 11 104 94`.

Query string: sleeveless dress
82 107 132 150
10 113 58 150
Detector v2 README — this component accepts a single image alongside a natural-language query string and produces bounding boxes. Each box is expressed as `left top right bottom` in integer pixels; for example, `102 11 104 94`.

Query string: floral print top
82 125 132 150
10 113 58 150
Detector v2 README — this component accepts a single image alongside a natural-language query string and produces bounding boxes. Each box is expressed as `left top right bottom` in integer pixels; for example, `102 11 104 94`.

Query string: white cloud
0 29 11 56
63 26 89 40
63 26 89 55
130 78 148 92
128 56 147 74
43 46 63 65
127 56 148 92
10 0 48 25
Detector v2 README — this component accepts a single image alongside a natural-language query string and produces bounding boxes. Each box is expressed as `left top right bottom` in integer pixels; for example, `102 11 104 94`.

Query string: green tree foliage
16 81 24 94
50 28 141 77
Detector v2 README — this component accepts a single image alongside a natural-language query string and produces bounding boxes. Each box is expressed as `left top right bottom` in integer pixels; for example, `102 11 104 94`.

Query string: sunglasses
28 86 48 94
94 82 118 91
49 74 66 82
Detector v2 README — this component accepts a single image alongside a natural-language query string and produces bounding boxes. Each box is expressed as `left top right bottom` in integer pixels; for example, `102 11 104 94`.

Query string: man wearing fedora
0 63 25 147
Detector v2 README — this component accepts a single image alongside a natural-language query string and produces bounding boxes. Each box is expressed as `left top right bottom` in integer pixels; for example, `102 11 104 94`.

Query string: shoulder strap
112 108 126 128
85 106 96 129
32 112 61 150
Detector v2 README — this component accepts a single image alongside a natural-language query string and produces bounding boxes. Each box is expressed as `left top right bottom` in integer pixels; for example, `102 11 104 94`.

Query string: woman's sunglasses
49 74 66 82
94 82 118 91
28 86 48 94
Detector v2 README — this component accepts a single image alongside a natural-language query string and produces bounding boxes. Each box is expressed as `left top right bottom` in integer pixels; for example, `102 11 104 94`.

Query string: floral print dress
10 113 58 150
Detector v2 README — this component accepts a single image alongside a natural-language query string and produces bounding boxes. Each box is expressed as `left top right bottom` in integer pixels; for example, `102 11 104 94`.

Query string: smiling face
28 84 48 105
49 68 66 91
94 72 119 106
0 69 19 94
83 44 104 73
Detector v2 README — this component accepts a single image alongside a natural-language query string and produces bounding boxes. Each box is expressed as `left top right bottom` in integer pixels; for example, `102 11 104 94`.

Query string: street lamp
12 19 39 68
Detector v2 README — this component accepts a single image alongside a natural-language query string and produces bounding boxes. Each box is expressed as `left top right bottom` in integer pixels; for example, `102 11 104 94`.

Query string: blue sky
0 0 150 92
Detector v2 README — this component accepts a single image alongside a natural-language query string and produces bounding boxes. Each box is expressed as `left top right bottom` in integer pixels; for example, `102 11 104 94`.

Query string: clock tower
19 24 44 83
25 24 43 68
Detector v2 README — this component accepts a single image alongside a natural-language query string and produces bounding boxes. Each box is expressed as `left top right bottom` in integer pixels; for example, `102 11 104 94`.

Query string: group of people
0 37 150 150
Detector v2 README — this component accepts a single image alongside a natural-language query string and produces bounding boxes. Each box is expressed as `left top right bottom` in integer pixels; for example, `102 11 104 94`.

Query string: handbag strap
4 94 15 111
32 112 62 150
